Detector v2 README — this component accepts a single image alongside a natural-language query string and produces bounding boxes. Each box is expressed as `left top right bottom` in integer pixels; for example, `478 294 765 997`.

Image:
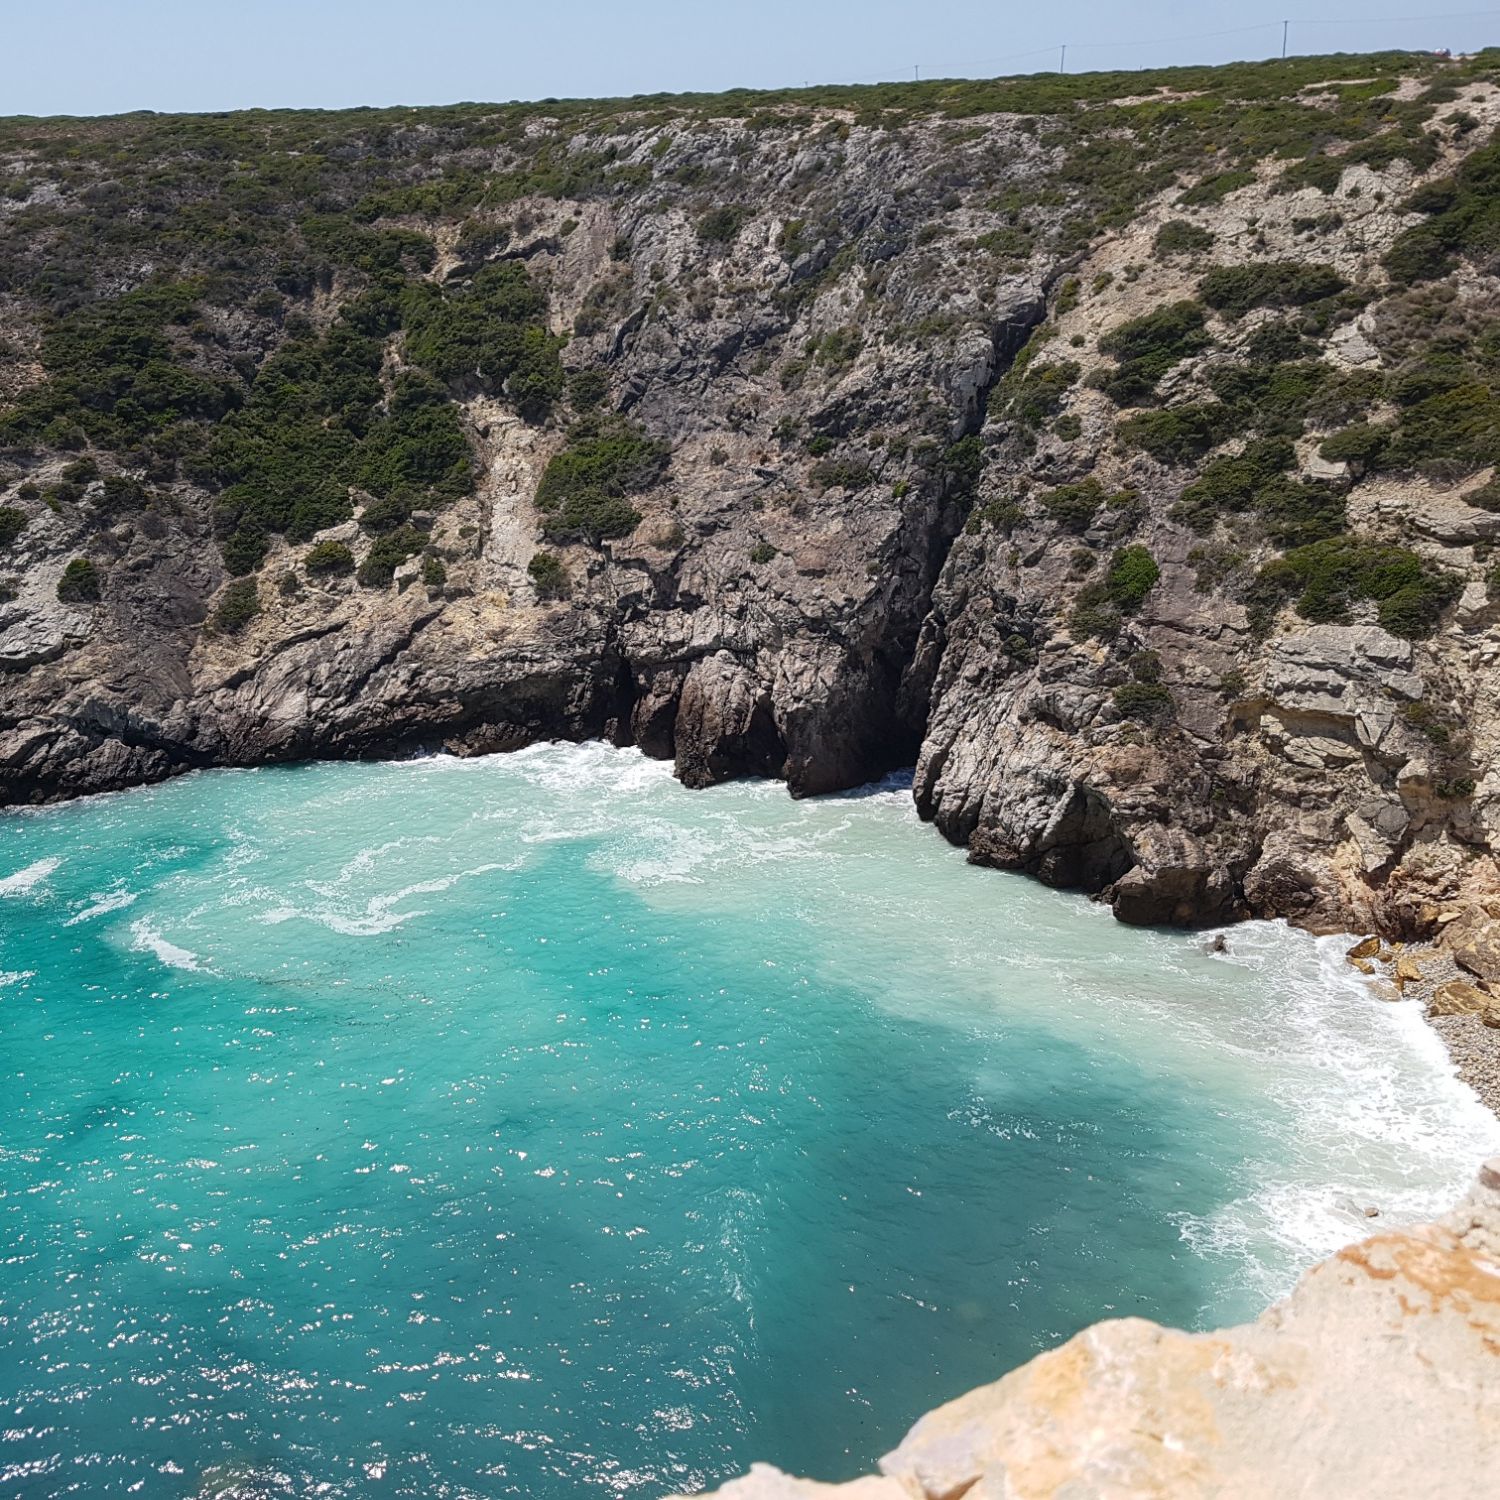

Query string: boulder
1440 901 1500 983
1428 978 1500 1020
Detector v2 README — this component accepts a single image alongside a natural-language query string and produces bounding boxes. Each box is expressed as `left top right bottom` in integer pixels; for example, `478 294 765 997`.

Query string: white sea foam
129 920 209 973
1178 925 1500 1304
260 859 517 935
0 969 35 989
64 887 139 925
0 856 61 896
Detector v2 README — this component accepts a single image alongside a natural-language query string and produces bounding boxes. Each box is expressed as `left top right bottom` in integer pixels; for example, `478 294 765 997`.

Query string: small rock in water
1346 936 1381 963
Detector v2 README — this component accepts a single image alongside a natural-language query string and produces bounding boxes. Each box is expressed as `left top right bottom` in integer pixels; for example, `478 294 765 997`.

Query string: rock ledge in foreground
674 1157 1500 1500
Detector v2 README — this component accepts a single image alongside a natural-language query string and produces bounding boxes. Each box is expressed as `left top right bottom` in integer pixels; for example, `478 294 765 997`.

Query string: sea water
1 744 1495 1498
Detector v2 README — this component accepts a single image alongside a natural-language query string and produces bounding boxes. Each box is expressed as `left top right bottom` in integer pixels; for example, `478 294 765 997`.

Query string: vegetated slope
2 50 1500 933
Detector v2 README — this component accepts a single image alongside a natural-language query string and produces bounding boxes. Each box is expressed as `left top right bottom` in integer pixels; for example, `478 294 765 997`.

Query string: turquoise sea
2 743 1496 1498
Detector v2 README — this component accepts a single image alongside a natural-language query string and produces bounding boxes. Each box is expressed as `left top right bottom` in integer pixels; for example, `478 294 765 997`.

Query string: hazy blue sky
8 1 1500 116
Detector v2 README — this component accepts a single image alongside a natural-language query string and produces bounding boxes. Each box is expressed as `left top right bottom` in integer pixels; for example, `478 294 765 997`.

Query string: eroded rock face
674 1158 1500 1500
5 75 1500 937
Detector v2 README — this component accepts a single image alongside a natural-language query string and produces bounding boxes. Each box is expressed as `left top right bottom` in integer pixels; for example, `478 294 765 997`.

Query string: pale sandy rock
682 1159 1500 1500
1442 901 1500 982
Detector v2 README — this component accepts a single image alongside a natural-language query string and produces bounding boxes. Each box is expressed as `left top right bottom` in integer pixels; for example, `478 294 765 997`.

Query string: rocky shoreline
1347 908 1500 1119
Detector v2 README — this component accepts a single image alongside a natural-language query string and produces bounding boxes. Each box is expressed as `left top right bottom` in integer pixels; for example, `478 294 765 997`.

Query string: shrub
1250 537 1460 638
304 540 355 575
1039 478 1105 532
1114 681 1176 725
212 577 260 633
809 456 873 492
357 525 424 586
56 557 100 602
1199 262 1346 318
1252 476 1347 548
1097 301 1209 405
1153 221 1215 257
1107 545 1161 612
994 360 1080 427
1178 170 1255 207
401 261 562 419
0 506 27 548
1275 155 1345 195
941 435 986 497
358 494 414 533
1385 137 1500 284
569 369 609 411
697 206 748 244
1206 360 1330 435
354 372 472 503
96 474 148 513
535 417 668 543
750 540 778 564
421 553 447 587
1117 403 1233 463
1068 589 1121 640
1463 478 1500 513
527 550 568 597
1319 422 1391 468
1171 437 1295 531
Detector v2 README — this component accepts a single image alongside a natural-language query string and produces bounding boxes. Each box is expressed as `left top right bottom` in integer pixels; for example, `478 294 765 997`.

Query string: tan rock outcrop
676 1158 1500 1500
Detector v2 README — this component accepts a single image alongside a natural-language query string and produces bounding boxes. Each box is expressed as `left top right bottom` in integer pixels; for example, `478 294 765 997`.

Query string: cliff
4 52 1500 934
673 1156 1500 1499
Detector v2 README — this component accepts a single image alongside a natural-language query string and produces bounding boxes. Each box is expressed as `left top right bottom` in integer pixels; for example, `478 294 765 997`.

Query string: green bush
1200 261 1346 318
356 524 424 586
421 553 447 587
1171 437 1294 531
1068 589 1121 641
1117 402 1233 463
212 576 260 632
1319 422 1390 468
809 455 874 492
535 416 667 543
304 540 355 574
1097 300 1209 405
1114 681 1175 725
1463 477 1500 513
1252 475 1347 548
1385 137 1500 284
1039 477 1105 532
56 557 100 602
749 540 778 564
994 360 1080 427
1206 360 1329 435
354 371 472 502
401 261 563 419
697 206 748 244
527 550 568 597
0 281 239 453
569 369 609 411
1275 154 1345 194
1106 544 1160 612
0 506 27 548
1153 220 1215 257
1250 537 1460 638
1178 170 1255 207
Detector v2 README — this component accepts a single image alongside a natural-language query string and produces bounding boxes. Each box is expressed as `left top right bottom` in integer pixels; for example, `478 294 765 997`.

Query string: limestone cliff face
4 60 1500 937
674 1157 1500 1500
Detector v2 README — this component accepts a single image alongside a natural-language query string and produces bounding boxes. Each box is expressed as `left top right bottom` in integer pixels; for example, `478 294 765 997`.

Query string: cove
1 743 1493 1498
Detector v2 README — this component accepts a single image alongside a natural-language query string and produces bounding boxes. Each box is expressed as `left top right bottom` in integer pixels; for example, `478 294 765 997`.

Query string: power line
819 8 1500 91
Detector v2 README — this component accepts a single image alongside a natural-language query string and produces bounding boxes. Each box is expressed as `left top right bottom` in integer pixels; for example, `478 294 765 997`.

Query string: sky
6 1 1500 116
